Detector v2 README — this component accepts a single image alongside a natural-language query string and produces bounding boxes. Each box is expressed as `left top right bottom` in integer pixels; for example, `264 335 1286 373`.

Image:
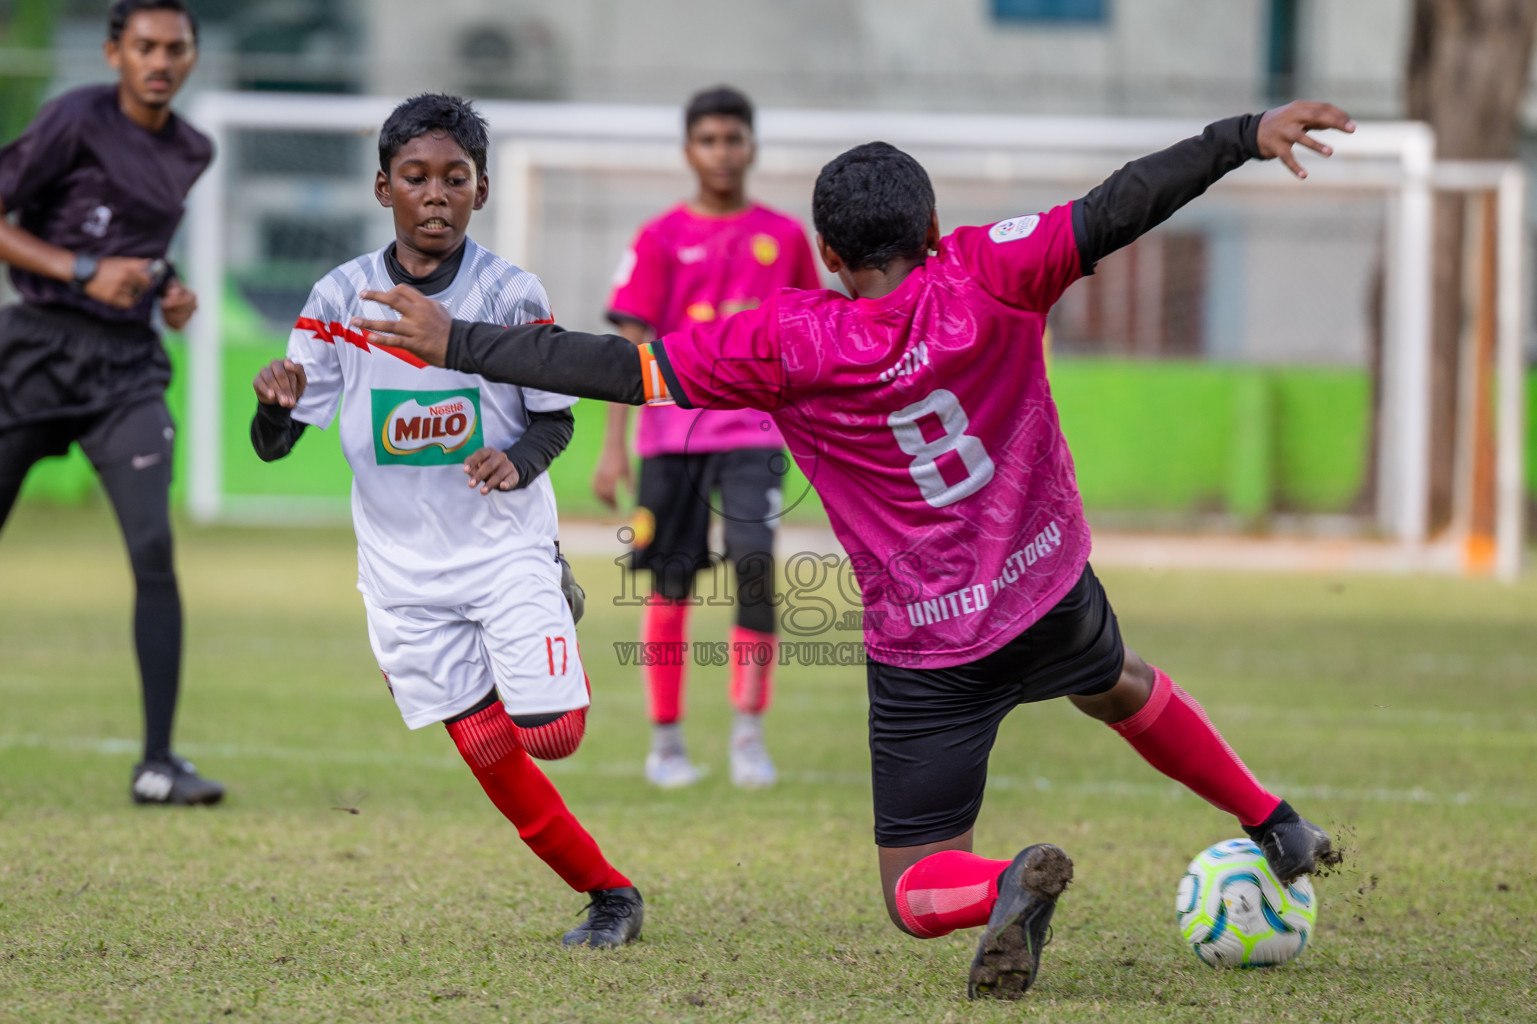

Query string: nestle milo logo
371 388 483 465
385 397 474 453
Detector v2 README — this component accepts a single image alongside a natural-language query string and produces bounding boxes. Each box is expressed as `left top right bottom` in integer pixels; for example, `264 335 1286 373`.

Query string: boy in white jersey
249 94 640 948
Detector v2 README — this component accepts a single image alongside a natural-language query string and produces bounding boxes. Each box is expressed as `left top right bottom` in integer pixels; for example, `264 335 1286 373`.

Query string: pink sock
642 599 689 725
729 625 776 714
1110 667 1282 828
894 850 1011 938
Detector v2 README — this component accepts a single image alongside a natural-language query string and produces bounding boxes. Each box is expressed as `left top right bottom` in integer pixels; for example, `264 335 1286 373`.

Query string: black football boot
967 844 1074 1000
1245 799 1337 883
561 886 644 948
130 754 225 806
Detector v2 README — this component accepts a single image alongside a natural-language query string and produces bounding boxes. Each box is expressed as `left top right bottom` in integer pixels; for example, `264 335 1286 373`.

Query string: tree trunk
1351 257 1385 517
1401 0 1537 533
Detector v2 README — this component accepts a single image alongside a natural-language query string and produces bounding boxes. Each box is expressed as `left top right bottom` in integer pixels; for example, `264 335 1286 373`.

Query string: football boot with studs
968 843 1074 1000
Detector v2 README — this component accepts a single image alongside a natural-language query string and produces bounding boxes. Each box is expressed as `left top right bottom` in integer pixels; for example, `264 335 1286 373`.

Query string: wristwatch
70 253 99 292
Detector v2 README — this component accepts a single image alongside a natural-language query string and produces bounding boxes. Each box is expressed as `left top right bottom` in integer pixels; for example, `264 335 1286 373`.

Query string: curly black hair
812 142 935 272
378 94 489 177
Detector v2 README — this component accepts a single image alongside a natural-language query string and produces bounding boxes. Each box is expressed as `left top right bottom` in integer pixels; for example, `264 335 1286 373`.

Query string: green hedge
1049 361 1373 516
16 330 1535 522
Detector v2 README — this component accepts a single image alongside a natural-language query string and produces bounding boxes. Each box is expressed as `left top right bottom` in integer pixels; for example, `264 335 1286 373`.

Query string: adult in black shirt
0 0 221 805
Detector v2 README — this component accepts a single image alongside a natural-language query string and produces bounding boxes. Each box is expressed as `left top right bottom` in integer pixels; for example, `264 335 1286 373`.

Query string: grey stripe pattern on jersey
312 238 552 328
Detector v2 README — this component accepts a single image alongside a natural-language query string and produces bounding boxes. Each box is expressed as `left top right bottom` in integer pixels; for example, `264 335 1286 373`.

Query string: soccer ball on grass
1175 838 1317 968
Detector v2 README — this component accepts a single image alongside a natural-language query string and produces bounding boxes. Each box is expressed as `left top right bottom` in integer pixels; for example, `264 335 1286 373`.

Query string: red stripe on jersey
294 316 430 369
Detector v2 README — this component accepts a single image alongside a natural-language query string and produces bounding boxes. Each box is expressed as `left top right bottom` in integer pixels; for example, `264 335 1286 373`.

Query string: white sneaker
730 726 777 789
644 749 702 789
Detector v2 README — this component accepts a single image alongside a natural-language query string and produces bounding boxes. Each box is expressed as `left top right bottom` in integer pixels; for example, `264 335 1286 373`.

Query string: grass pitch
2 501 1535 1023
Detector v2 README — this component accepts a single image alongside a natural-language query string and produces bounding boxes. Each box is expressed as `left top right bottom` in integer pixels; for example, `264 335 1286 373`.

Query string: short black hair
108 0 199 44
685 86 754 135
378 94 489 178
812 142 936 272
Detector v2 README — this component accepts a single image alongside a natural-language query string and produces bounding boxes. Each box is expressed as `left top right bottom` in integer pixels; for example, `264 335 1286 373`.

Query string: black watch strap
71 253 99 292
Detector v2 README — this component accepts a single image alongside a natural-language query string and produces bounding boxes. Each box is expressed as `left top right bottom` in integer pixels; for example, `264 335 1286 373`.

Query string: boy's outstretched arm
352 287 651 404
1073 101 1354 272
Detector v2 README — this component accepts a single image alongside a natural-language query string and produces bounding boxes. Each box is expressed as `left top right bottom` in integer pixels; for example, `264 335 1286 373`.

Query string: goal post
180 91 1527 576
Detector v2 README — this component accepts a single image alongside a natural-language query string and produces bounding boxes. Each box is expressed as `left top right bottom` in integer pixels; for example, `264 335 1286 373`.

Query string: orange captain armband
639 343 676 406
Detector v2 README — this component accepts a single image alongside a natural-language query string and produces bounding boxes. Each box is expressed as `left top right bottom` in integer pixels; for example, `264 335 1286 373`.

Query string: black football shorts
0 302 170 427
630 446 784 601
867 562 1125 847
0 395 176 519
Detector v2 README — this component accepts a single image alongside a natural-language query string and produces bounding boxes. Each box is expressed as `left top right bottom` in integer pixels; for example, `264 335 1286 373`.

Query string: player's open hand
591 440 633 510
84 256 157 310
351 285 452 367
464 447 519 494
253 358 307 408
1257 101 1356 179
160 279 198 330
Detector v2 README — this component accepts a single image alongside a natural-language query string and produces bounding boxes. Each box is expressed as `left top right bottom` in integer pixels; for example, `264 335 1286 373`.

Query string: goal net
180 93 1528 577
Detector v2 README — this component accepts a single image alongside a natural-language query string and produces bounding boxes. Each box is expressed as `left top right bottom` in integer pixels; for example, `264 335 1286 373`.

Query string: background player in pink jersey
593 87 820 789
355 99 1352 999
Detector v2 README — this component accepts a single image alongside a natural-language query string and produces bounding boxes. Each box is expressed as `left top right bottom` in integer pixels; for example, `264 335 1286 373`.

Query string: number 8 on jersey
888 388 995 508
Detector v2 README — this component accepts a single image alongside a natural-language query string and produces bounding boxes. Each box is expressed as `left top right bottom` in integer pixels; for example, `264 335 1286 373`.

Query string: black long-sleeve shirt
1071 112 1261 273
443 113 1267 403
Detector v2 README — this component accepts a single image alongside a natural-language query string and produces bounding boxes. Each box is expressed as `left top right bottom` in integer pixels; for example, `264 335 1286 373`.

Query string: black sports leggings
0 410 183 763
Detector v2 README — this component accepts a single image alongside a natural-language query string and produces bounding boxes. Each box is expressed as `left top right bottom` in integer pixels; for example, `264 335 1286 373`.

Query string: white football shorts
362 552 587 729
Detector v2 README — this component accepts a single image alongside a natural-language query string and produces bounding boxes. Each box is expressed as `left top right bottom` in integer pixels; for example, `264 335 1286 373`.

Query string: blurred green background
15 291 1537 525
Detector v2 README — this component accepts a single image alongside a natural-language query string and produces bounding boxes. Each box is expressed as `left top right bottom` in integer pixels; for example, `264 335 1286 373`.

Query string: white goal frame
182 92 1527 578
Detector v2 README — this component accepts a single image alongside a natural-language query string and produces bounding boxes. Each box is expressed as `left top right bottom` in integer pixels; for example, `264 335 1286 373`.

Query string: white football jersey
287 239 575 606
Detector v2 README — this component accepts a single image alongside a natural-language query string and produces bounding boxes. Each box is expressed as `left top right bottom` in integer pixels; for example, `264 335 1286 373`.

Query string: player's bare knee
880 881 920 934
888 905 924 935
1070 648 1154 723
1119 649 1155 691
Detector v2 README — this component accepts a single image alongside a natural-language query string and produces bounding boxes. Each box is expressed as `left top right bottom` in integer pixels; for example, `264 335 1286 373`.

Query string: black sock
135 570 182 763
96 450 183 765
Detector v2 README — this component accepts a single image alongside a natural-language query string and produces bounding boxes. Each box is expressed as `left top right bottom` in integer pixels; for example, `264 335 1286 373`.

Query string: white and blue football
1176 838 1317 968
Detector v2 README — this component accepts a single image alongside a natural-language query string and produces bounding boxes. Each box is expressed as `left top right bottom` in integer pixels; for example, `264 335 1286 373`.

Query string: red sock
642 599 689 725
514 707 587 760
513 674 591 761
1110 667 1282 828
729 625 775 715
446 702 630 892
894 851 1011 938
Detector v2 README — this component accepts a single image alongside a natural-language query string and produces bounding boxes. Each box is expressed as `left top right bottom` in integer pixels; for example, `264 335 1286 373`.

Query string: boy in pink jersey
594 87 820 789
357 99 1352 1000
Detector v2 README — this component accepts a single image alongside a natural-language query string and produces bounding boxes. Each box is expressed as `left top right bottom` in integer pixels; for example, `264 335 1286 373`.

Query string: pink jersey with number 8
653 203 1092 669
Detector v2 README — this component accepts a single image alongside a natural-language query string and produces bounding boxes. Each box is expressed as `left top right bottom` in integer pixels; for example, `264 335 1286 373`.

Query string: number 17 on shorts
546 636 569 675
